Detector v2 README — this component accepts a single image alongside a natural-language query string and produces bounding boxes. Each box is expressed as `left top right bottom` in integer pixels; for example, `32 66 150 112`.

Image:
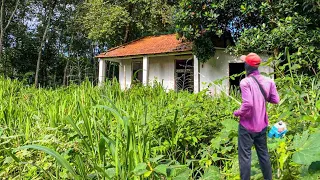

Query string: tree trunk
69 64 74 84
123 3 133 43
63 60 69 86
35 0 56 88
0 32 3 75
0 0 19 76
0 0 5 75
92 43 98 84
77 55 81 84
273 48 279 57
123 23 130 43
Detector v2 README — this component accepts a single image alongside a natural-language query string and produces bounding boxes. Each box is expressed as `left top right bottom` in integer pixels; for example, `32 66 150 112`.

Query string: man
233 53 280 180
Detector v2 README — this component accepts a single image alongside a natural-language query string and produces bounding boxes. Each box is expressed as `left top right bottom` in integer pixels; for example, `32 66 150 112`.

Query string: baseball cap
240 53 261 67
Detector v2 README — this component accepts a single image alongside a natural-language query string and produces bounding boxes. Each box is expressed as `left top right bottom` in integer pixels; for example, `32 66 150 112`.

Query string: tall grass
0 78 233 179
0 72 319 179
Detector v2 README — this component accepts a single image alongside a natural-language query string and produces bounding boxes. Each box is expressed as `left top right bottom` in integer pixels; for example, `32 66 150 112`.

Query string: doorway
229 63 245 91
132 61 143 83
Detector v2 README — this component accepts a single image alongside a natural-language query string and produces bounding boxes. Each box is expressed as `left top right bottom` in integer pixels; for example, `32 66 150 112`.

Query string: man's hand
233 110 240 117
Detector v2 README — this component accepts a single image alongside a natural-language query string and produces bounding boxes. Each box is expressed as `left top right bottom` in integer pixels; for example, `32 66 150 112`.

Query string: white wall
148 56 175 90
199 49 273 95
148 55 194 91
117 54 194 91
118 56 177 91
118 57 175 90
199 50 230 95
98 59 106 86
114 50 272 92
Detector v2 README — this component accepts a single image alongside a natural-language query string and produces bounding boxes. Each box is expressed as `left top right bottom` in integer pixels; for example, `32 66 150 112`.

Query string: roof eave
97 50 193 61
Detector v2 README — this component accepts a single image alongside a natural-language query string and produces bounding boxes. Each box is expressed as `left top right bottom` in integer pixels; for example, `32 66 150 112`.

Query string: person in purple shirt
233 53 280 180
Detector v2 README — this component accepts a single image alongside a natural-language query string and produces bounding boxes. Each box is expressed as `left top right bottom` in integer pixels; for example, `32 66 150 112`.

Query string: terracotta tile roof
96 34 192 58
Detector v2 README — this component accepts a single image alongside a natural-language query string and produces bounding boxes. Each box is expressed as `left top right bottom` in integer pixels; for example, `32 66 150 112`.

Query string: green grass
0 78 233 179
0 75 319 179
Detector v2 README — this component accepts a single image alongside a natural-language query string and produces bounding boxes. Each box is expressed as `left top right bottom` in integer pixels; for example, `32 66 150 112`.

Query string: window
132 61 143 83
175 59 194 92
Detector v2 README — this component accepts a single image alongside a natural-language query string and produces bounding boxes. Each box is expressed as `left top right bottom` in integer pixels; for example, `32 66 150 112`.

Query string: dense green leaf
132 163 148 176
172 168 191 180
150 155 165 163
292 133 320 165
17 145 78 177
316 101 320 111
154 164 168 175
221 119 238 132
200 166 221 180
143 170 152 178
291 131 310 150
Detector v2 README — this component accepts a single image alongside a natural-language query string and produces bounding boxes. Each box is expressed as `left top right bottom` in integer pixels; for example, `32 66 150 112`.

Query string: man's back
235 53 278 180
236 71 280 132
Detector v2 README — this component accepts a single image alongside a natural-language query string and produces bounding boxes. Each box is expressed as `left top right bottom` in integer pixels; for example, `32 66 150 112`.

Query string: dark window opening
229 63 245 92
132 61 143 83
175 59 194 93
106 61 119 81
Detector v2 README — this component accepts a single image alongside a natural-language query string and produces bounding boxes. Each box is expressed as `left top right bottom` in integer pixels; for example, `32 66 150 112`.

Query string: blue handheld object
268 121 288 138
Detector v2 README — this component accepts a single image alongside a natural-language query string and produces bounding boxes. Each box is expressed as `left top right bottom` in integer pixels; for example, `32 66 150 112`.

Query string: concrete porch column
98 58 106 86
143 56 149 85
193 55 200 93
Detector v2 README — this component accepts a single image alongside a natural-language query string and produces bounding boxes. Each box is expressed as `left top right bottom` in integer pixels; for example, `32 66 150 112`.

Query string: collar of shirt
248 70 260 77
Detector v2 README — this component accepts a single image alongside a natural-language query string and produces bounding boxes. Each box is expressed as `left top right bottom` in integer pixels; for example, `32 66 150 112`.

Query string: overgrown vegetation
0 59 319 179
175 0 320 66
0 0 319 179
0 0 179 87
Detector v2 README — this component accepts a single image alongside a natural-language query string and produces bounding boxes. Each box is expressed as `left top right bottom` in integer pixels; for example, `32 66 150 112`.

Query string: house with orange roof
96 34 273 94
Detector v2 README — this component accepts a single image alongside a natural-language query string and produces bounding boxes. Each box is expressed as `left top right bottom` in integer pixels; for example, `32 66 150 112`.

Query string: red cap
240 53 261 67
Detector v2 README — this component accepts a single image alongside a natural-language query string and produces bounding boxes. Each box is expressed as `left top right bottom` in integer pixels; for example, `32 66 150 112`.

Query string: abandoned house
96 34 273 94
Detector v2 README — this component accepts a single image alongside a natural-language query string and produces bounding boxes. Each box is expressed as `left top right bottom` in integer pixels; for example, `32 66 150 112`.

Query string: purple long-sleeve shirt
234 71 280 132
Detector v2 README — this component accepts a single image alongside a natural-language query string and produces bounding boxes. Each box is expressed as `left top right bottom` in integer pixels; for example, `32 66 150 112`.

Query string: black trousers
238 124 272 180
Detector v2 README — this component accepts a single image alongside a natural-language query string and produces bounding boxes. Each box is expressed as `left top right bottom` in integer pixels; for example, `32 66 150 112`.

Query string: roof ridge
102 34 176 55
103 36 146 54
95 33 192 58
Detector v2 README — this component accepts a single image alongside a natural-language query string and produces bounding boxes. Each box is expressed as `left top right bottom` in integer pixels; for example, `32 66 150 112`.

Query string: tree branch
0 0 4 30
4 0 19 31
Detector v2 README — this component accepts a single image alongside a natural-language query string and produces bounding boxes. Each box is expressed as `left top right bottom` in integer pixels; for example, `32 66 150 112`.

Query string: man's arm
268 81 280 104
234 80 253 117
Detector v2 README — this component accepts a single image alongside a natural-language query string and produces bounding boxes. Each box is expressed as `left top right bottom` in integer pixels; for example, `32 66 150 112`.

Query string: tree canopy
175 0 320 74
81 0 178 46
0 0 318 87
0 0 179 87
233 0 320 74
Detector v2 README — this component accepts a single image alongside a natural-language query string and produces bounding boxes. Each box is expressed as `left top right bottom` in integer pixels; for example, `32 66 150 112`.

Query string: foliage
175 0 320 68
0 1 319 179
0 61 319 179
81 0 178 46
232 0 320 74
174 0 262 63
0 0 110 86
0 0 180 87
81 0 130 45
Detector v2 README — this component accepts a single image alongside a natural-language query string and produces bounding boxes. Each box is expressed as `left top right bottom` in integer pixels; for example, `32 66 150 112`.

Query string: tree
175 0 263 62
57 0 97 85
81 0 178 47
34 0 57 87
0 0 99 86
32 0 95 87
0 0 19 76
175 0 320 74
232 0 320 75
